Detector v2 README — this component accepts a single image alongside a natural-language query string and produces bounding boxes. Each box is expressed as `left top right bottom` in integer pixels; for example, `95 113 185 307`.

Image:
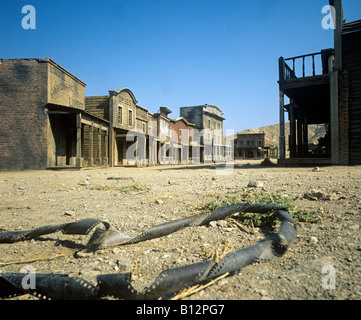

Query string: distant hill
238 122 326 148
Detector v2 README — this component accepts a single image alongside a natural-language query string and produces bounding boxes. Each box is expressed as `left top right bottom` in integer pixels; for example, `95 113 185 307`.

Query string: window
208 119 211 129
214 121 216 129
142 122 146 133
118 106 123 124
128 110 133 127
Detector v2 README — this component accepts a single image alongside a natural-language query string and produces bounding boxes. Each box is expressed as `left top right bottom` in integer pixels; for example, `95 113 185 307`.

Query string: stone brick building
180 104 225 163
234 133 270 159
0 58 108 170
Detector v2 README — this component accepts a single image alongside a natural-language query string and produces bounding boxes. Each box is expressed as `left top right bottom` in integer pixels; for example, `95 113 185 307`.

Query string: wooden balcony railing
279 49 334 82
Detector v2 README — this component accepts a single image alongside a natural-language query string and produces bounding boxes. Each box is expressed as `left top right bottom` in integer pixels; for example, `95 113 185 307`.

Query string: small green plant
199 189 318 229
91 183 150 193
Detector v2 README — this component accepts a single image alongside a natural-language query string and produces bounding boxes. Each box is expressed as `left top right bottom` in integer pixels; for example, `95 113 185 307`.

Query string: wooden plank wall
85 96 110 120
343 31 361 164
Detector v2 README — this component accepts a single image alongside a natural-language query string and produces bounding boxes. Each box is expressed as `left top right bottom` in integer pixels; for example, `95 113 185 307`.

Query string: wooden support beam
97 129 102 165
289 101 297 158
104 131 109 165
279 89 286 159
89 123 94 166
303 116 309 155
297 117 303 157
312 55 315 76
279 57 285 82
302 56 305 77
81 117 108 132
333 0 343 71
76 113 82 168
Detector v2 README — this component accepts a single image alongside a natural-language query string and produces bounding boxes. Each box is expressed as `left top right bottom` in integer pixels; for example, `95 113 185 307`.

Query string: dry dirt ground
0 160 360 300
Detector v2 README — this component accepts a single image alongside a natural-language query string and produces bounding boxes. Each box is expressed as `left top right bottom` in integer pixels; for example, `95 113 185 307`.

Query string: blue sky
1 0 361 133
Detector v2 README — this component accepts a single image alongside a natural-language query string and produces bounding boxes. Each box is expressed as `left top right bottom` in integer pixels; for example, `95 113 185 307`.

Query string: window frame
118 105 123 125
128 109 133 128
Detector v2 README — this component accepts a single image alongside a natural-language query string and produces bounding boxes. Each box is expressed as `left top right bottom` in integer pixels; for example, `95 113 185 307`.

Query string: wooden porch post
303 116 309 156
278 57 286 159
97 128 102 165
89 123 94 166
289 100 297 158
76 113 82 168
279 89 286 159
108 93 115 167
297 114 303 157
104 131 109 165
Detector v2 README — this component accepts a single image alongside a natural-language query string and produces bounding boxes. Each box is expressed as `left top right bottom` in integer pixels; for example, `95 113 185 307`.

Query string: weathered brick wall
47 61 86 110
0 59 48 170
338 70 349 165
0 58 87 170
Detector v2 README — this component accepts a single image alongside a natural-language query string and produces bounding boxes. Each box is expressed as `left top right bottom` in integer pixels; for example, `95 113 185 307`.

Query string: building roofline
0 57 87 87
342 19 361 34
136 104 149 112
109 88 139 105
169 117 196 127
41 58 87 87
180 104 223 113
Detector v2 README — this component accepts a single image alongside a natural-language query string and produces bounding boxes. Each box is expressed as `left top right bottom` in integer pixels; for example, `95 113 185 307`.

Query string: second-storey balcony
278 49 334 125
278 49 335 163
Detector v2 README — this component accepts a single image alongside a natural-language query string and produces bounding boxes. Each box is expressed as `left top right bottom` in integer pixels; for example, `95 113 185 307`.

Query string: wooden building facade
0 60 229 170
278 0 361 166
342 19 361 164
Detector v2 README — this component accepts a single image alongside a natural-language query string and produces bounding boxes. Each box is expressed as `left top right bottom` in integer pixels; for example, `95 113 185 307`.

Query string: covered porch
46 104 109 169
278 49 335 166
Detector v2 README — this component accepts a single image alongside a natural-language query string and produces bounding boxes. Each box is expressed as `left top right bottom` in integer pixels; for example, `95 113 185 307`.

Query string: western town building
278 0 361 166
169 117 198 164
0 58 228 170
180 104 225 163
234 133 270 159
0 58 109 170
151 107 173 165
85 88 141 166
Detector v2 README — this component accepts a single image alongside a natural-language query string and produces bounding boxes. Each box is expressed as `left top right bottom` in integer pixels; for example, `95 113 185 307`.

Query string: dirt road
0 160 360 300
